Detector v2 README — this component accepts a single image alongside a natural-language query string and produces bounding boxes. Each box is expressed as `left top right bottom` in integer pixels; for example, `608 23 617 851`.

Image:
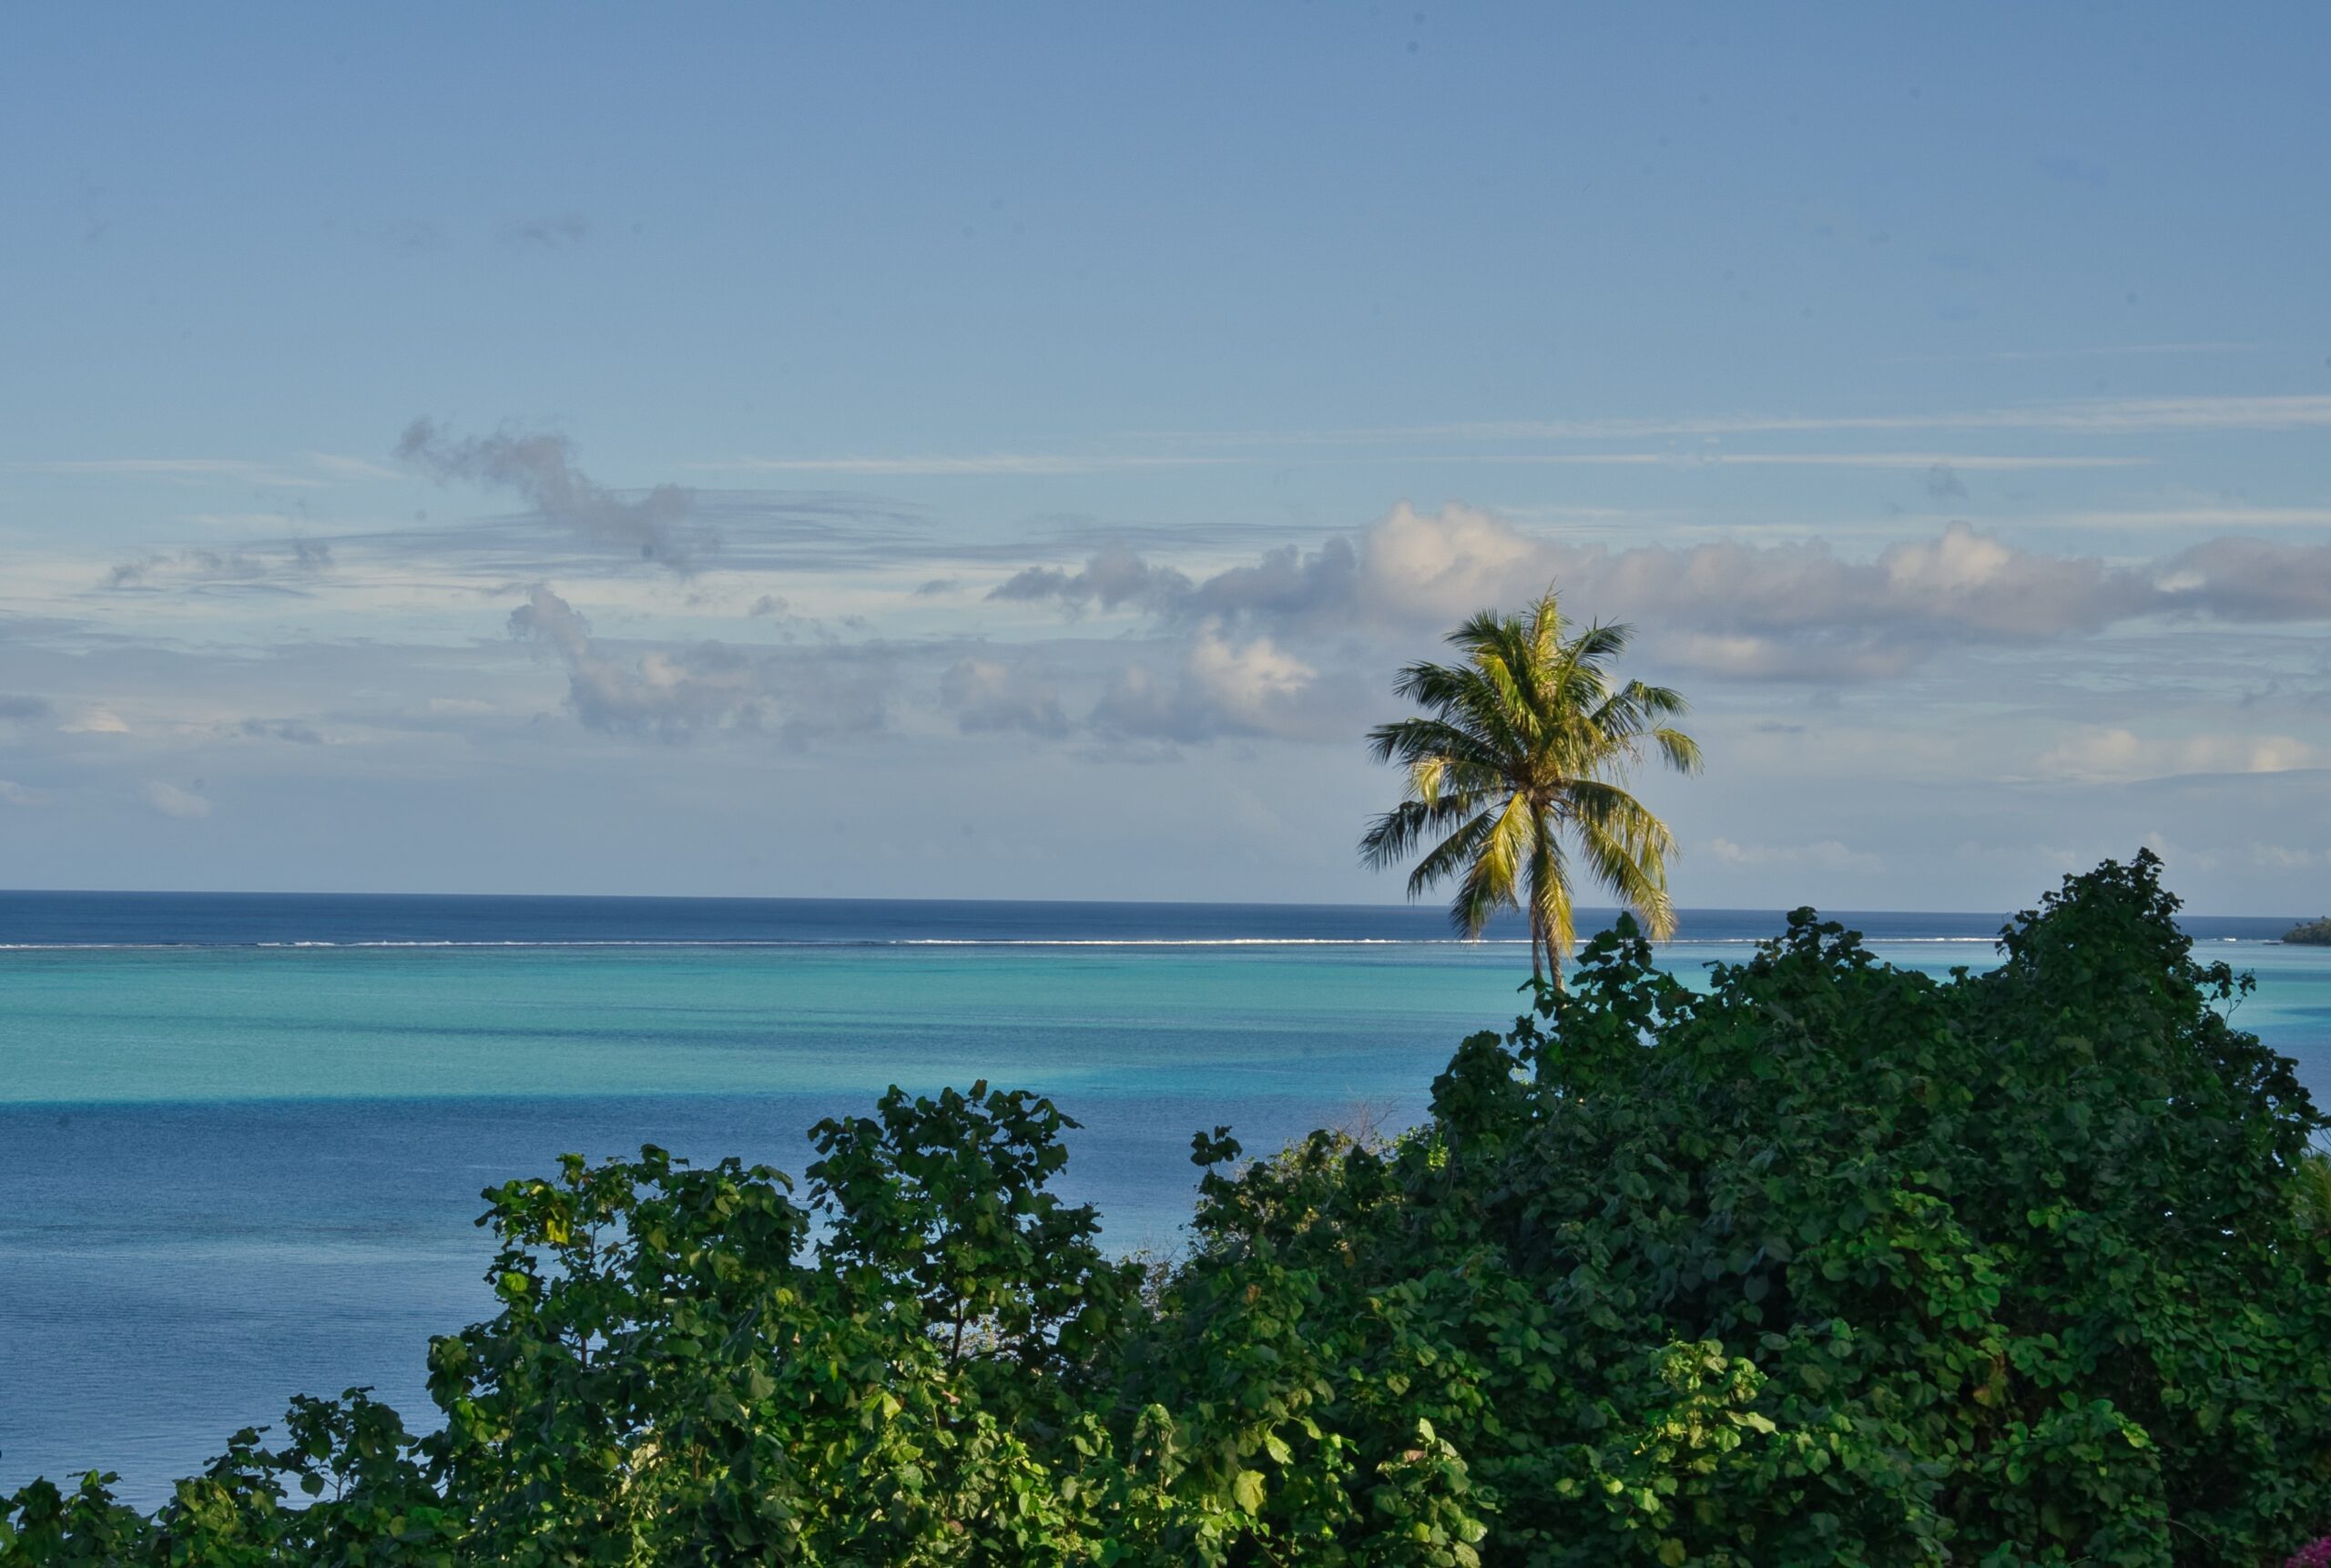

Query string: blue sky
2 4 2326 913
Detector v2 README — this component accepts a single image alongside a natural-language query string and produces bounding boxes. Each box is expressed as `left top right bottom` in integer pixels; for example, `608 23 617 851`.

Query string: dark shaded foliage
10 854 2331 1563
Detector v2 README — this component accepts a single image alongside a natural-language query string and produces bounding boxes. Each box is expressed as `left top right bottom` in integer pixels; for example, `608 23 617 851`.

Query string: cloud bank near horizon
6 411 2326 914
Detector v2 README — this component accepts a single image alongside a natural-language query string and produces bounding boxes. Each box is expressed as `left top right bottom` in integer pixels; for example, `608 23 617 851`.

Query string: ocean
2 891 2323 1504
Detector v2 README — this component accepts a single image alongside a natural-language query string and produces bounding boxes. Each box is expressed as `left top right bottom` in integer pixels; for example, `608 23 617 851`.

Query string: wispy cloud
1708 837 1884 873
676 394 2316 487
12 458 332 487
1461 452 2147 470
306 453 401 482
691 453 1238 476
62 708 130 735
2035 728 2321 783
497 212 590 249
1145 393 2331 447
2035 506 2331 531
103 543 331 593
1887 341 2258 364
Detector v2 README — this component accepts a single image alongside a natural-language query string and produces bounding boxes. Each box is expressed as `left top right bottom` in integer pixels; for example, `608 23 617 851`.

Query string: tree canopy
9 853 2331 1565
1360 586 1698 984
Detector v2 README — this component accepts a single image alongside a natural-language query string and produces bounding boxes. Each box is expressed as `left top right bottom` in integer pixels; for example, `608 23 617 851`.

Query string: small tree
1360 585 1698 984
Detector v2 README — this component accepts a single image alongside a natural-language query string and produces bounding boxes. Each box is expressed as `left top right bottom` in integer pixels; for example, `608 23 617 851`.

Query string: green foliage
2286 918 2331 947
11 853 2331 1563
1359 584 1700 983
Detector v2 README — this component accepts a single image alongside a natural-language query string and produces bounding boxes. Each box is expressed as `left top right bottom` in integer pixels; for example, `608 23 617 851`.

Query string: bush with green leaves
8 853 2331 1564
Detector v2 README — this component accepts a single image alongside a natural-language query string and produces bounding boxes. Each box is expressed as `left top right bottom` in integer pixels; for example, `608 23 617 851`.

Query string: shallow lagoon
3 897 2322 1502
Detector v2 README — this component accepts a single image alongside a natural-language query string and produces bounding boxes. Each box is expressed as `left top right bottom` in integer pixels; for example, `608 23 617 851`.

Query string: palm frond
1361 585 1697 972
1359 791 1493 871
1402 803 1504 901
1449 789 1533 937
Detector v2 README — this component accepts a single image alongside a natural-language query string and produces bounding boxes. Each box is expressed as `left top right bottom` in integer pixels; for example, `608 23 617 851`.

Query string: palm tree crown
1359 585 1700 985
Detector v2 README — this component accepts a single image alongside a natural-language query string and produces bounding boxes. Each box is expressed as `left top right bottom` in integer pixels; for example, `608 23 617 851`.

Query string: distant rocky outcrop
2286 917 2331 946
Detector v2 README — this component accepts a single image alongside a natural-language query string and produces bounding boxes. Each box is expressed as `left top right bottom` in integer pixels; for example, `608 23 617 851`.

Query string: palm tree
1359 586 1700 987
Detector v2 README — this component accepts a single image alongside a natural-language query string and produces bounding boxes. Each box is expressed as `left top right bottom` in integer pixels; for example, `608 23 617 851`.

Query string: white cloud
1186 631 1318 727
144 780 211 820
62 708 130 735
2138 831 2221 874
1093 628 1348 744
940 657 1069 738
508 585 890 746
989 504 2331 687
1708 838 1884 873
2035 728 2321 782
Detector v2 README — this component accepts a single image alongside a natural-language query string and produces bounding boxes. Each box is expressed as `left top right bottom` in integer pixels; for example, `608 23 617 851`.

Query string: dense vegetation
2287 918 2331 947
9 852 2331 1565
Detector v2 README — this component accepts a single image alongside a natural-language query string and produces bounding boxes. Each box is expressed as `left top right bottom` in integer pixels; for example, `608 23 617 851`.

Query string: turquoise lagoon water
1 893 2324 1502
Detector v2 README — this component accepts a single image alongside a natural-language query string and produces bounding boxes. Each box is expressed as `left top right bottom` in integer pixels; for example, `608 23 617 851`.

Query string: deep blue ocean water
2 891 2323 1503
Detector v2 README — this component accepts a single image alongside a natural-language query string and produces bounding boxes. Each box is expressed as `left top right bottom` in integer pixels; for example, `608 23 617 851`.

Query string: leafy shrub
8 853 2331 1564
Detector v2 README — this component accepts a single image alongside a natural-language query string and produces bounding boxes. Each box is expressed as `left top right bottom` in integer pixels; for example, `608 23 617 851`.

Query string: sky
1 4 2326 915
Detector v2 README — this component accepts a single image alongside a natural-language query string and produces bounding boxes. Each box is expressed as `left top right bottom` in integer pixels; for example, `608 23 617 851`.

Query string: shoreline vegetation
2288 918 2331 947
10 853 2331 1565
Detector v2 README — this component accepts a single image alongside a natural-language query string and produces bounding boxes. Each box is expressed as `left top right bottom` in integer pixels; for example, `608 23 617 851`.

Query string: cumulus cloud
1091 629 1353 744
144 780 211 819
2153 536 2331 622
940 657 1070 738
1421 509 2150 664
989 543 1194 616
399 419 713 571
508 585 887 746
987 503 2331 686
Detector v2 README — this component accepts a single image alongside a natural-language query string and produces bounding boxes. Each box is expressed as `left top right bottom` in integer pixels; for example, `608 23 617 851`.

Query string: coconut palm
1360 586 1700 986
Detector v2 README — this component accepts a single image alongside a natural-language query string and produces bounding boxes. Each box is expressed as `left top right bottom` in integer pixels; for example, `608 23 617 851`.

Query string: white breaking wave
0 933 2270 952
